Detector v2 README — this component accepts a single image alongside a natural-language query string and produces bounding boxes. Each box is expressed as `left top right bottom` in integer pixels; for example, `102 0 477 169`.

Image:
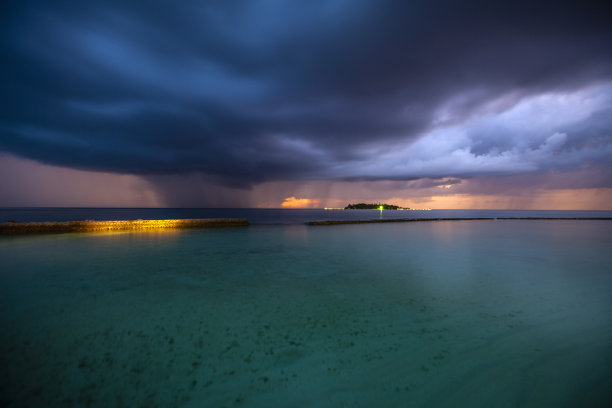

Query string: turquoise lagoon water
1 220 611 407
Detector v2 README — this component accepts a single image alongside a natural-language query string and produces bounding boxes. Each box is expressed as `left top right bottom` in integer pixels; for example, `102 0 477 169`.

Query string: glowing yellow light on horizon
281 196 321 208
379 205 384 210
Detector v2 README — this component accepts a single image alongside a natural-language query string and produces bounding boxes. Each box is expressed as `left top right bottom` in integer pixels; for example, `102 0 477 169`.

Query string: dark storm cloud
1 0 611 186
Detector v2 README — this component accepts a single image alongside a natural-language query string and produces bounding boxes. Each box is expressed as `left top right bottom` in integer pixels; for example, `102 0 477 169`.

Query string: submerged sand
2 221 611 407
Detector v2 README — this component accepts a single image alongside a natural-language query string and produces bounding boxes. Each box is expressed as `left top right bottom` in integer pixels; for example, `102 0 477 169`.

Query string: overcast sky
1 0 611 208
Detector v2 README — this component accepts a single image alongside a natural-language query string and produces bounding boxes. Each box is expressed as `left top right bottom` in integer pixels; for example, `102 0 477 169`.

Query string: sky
1 0 611 209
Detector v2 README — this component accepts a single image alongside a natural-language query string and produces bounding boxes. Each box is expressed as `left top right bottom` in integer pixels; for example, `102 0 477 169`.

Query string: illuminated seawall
0 219 249 235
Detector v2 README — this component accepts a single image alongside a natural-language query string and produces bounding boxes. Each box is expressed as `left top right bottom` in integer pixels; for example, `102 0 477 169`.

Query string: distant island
344 203 406 210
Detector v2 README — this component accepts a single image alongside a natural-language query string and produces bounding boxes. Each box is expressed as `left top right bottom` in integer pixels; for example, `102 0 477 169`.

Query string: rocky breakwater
0 218 250 235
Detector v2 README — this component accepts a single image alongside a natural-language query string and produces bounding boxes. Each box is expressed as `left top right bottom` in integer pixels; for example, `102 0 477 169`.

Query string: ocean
2 207 612 224
1 209 611 407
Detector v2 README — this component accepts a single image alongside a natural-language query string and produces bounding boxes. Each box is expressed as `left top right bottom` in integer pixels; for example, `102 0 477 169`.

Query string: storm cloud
1 0 611 189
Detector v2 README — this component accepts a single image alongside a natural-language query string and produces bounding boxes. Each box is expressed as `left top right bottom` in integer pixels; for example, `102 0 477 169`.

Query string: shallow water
1 220 611 407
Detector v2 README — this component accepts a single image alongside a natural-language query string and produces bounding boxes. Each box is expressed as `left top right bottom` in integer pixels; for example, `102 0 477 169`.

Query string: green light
379 205 384 210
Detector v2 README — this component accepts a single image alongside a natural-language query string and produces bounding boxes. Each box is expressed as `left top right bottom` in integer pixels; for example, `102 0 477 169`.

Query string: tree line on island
344 203 408 210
